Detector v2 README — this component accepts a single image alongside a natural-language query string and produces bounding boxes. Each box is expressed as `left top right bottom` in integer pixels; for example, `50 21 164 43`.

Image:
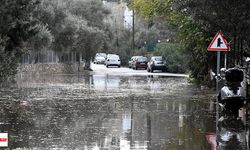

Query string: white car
105 54 121 68
94 56 105 64
95 53 106 58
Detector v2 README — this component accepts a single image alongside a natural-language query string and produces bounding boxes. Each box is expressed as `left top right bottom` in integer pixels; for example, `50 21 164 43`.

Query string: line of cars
129 55 167 72
94 53 121 68
94 53 167 73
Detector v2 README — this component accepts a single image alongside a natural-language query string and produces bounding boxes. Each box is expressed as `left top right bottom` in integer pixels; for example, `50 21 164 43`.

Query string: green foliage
107 28 133 65
27 24 54 50
0 0 39 81
132 0 250 82
135 27 160 51
0 0 114 80
133 48 148 56
34 0 111 62
132 0 172 19
0 51 18 82
0 37 18 82
168 12 211 80
154 42 187 73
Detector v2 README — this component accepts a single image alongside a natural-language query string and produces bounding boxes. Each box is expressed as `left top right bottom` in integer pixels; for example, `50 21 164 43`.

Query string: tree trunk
84 61 92 71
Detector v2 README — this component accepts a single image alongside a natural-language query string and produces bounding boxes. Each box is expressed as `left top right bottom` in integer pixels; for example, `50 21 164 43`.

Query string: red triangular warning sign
207 32 229 51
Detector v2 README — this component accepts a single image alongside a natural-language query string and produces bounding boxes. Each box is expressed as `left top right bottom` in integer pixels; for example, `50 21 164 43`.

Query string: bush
0 51 18 82
154 42 188 73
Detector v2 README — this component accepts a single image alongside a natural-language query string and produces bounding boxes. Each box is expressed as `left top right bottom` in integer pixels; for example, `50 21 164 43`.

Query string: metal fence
20 51 82 64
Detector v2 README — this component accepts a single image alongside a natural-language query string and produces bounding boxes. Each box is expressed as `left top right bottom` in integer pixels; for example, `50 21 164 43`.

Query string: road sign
0 133 8 147
207 32 229 51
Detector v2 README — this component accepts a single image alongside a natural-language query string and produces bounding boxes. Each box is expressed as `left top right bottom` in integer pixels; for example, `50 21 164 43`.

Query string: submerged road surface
0 64 249 149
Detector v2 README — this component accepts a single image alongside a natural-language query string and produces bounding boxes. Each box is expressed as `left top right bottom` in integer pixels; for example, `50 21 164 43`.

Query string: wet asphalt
0 64 249 150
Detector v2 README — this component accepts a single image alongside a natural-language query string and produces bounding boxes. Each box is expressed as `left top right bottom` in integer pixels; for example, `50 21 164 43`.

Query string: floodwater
0 72 249 150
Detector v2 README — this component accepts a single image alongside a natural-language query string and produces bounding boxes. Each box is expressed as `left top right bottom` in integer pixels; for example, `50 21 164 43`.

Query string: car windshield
155 57 163 61
109 55 119 59
137 57 147 61
96 56 105 59
96 53 106 57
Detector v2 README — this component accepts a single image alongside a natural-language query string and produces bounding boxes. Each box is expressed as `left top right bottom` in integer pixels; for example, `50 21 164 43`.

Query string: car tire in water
147 67 150 72
150 68 154 73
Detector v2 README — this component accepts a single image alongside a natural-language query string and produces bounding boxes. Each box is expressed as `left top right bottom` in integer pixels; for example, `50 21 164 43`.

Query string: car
147 56 167 72
128 56 140 68
105 54 121 68
132 56 148 70
94 56 105 64
95 53 107 58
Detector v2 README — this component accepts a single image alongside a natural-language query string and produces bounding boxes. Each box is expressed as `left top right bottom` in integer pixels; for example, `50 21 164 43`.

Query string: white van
105 54 121 68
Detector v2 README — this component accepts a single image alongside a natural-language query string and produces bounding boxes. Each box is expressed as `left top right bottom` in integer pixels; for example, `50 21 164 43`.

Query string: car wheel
147 67 150 72
150 68 154 73
135 66 137 70
118 65 120 68
106 65 109 68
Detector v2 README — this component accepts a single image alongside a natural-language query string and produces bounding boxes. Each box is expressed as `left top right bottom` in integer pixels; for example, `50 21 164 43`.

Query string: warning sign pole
216 51 221 92
207 31 229 92
224 53 227 69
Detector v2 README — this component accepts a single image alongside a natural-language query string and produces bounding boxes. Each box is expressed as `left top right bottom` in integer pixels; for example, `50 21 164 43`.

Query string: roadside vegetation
0 0 39 81
154 42 187 73
0 0 112 81
131 0 250 83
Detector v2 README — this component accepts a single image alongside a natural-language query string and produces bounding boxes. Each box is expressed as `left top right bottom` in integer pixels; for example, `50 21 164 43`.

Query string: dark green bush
154 42 188 73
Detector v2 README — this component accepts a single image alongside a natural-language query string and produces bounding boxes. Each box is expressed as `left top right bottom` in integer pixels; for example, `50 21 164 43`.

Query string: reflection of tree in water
29 98 115 148
163 89 216 150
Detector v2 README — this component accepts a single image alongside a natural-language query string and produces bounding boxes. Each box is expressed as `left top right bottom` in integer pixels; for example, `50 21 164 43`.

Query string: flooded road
0 65 249 150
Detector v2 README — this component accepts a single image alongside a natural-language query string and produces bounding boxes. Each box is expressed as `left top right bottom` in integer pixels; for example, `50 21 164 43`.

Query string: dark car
147 56 167 72
132 56 148 70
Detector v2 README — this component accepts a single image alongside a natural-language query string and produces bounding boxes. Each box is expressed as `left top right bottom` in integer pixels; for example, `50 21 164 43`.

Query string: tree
132 0 250 83
135 27 160 51
29 0 111 69
154 42 187 73
174 0 250 67
0 0 39 81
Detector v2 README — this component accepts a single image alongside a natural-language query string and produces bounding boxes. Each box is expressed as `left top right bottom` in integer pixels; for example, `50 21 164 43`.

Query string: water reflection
205 104 250 150
216 108 250 150
0 74 220 149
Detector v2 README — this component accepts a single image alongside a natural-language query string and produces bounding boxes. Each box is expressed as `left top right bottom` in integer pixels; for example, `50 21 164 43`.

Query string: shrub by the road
154 42 188 73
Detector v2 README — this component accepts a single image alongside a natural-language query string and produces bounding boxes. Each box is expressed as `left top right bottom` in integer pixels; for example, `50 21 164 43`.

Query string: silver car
147 56 167 72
